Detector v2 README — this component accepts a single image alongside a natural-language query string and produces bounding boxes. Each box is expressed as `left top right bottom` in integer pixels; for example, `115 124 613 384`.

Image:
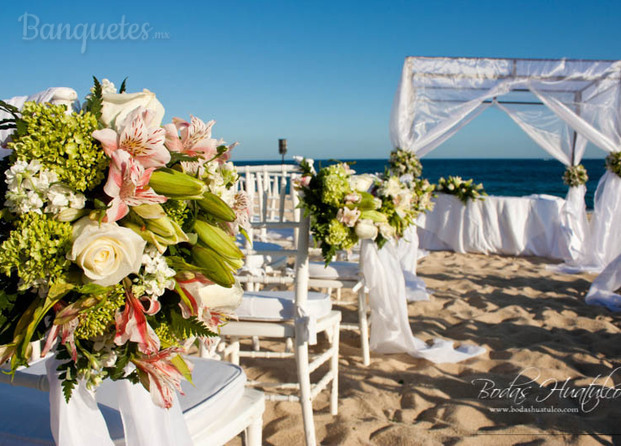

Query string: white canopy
390 56 621 270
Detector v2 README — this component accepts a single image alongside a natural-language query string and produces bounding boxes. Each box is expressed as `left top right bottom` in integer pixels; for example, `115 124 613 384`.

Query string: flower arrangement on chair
295 159 389 264
0 78 248 408
370 174 435 248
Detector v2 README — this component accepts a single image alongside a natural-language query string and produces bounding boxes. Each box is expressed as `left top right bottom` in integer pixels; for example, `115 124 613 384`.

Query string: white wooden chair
0 354 264 445
221 215 341 446
237 165 371 366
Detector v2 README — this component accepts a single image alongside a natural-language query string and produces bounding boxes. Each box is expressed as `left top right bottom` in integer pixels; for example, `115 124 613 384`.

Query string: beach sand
228 251 621 445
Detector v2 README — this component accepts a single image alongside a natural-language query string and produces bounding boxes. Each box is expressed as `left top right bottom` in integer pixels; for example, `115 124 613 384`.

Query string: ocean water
236 158 608 209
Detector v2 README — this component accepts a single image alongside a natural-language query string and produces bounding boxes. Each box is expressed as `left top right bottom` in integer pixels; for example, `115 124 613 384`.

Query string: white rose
68 217 147 287
350 174 375 193
354 219 378 240
100 89 165 129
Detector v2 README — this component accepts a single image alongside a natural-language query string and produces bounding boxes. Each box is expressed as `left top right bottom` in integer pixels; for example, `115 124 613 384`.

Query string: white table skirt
418 193 566 259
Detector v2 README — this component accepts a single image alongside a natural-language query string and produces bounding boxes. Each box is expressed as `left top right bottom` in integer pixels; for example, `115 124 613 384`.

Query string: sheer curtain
496 102 589 263
527 62 621 270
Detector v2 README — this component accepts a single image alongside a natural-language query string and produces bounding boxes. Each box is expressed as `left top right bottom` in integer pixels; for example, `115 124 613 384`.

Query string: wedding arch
389 56 621 271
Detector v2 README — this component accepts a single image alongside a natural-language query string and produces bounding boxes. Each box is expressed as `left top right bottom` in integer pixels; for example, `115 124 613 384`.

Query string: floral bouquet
605 151 621 178
0 78 248 408
562 164 588 187
388 147 422 178
295 159 389 264
370 174 435 248
436 176 486 204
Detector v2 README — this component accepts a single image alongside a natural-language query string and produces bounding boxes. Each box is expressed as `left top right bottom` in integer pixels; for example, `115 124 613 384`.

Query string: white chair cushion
309 261 360 281
243 241 287 272
0 358 246 444
236 290 332 321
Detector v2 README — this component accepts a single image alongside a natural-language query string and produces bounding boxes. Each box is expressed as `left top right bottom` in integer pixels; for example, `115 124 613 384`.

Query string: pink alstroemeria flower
41 303 79 361
114 291 161 355
104 150 167 222
93 107 171 169
164 116 237 164
132 348 192 409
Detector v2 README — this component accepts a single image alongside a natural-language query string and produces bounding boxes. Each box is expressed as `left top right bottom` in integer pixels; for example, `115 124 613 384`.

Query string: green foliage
0 213 73 290
0 100 19 131
119 77 128 94
8 101 107 191
84 76 103 121
169 311 217 339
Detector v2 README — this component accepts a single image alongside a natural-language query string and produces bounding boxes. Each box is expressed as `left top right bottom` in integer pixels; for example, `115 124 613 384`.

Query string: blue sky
1 0 620 161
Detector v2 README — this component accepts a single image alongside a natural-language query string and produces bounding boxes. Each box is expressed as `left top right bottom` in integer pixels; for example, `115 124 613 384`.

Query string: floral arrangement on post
295 158 389 263
605 152 621 178
388 147 422 178
562 164 588 187
370 174 435 248
436 176 486 204
0 78 248 408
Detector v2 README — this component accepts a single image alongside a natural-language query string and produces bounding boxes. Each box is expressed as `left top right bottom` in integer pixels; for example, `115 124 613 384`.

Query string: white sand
228 251 621 445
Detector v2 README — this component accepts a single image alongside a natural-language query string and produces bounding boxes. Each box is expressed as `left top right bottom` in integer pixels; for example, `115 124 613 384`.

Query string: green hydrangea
75 286 125 340
325 219 350 246
0 213 72 290
8 102 107 192
162 199 190 227
319 164 350 207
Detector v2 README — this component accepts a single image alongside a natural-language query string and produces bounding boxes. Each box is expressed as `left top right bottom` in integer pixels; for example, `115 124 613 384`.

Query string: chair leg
330 319 340 416
285 337 294 353
245 415 263 446
358 289 370 366
229 337 241 365
294 327 316 446
252 336 261 352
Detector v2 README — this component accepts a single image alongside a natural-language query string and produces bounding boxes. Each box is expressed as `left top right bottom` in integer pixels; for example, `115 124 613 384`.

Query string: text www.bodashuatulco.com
489 406 579 413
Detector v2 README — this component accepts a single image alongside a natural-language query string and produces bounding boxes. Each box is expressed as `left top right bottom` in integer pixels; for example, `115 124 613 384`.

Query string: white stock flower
100 89 165 129
354 219 378 240
381 177 403 198
4 160 63 214
140 246 176 298
68 217 147 287
45 184 86 214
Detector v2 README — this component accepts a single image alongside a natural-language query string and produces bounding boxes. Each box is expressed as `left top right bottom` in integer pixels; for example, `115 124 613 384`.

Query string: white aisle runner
361 240 486 364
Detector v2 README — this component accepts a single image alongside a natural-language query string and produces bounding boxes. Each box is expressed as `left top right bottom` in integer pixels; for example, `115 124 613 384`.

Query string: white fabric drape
46 357 191 446
395 226 431 302
496 102 589 263
585 250 621 311
361 240 485 363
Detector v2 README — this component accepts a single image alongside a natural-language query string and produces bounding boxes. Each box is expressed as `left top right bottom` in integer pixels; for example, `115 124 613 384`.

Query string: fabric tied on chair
361 240 486 364
45 357 192 446
295 306 318 345
396 226 432 302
